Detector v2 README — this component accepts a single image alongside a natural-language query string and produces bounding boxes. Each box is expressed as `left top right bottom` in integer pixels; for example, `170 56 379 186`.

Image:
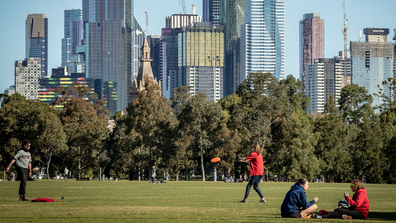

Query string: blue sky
0 0 395 93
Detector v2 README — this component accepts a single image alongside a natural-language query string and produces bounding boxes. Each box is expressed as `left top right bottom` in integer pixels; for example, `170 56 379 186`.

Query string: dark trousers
243 175 264 200
16 167 28 196
322 207 366 219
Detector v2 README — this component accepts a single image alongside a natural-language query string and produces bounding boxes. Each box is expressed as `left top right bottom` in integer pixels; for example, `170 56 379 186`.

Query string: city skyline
1 0 395 95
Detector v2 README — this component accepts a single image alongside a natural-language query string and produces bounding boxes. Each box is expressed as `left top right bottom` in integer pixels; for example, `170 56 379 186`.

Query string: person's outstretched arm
6 159 16 172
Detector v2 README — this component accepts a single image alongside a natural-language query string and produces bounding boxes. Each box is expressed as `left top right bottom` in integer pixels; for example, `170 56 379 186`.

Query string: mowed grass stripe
0 180 395 222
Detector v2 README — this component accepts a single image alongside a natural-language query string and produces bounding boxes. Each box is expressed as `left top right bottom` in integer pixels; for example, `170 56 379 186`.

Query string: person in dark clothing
320 179 369 219
238 143 266 203
281 178 318 218
6 139 33 201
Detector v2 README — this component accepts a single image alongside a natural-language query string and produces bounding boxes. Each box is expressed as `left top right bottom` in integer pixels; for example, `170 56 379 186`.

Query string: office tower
241 0 285 82
148 35 161 83
94 80 117 115
220 0 245 96
84 0 143 112
165 14 202 28
4 86 16 96
203 0 220 25
62 9 83 67
162 13 202 98
300 13 324 90
350 28 395 108
26 14 48 77
305 58 346 114
177 23 224 101
15 58 41 100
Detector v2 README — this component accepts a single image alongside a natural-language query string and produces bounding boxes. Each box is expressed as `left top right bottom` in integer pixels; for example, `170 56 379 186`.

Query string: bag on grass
338 199 350 208
31 197 55 202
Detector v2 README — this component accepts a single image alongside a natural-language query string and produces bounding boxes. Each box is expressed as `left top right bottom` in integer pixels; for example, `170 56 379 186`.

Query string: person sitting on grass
320 179 369 220
281 178 318 218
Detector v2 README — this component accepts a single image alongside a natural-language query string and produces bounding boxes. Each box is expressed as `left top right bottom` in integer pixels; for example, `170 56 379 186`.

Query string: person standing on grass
6 139 33 201
64 167 69 181
320 179 369 220
281 178 318 218
151 166 156 184
238 143 266 203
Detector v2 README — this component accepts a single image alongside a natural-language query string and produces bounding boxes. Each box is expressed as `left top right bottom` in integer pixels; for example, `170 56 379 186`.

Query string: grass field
0 180 395 222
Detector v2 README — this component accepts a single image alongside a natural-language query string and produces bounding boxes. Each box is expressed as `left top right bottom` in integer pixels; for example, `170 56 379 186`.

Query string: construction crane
236 4 245 18
145 11 150 36
342 0 348 58
180 0 187 14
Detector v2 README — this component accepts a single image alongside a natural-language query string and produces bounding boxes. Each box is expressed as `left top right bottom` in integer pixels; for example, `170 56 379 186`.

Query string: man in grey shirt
6 139 32 201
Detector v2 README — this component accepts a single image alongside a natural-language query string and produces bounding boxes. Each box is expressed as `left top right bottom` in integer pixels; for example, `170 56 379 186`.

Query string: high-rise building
220 0 245 96
177 23 224 101
4 86 16 96
165 14 202 28
305 58 345 113
350 28 395 107
84 0 143 112
26 14 48 77
62 9 83 67
300 13 324 90
148 35 161 84
240 0 285 81
15 58 41 100
203 0 220 26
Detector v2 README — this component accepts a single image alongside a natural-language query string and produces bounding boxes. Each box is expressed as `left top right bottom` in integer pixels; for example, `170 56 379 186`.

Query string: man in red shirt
238 143 265 203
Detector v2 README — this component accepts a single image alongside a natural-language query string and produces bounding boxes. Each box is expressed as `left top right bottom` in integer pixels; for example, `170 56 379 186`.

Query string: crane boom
145 11 150 36
236 4 245 18
180 0 187 14
343 0 348 58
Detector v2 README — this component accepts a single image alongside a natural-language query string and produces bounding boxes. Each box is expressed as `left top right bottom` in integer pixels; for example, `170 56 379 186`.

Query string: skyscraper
300 13 324 90
84 0 143 112
26 14 48 77
178 23 224 101
15 58 41 100
62 9 83 67
350 28 395 108
240 0 285 81
220 0 245 96
203 0 220 26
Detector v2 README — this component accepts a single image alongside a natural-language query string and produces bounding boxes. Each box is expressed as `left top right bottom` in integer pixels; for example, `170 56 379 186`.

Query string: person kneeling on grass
320 179 369 220
281 178 318 218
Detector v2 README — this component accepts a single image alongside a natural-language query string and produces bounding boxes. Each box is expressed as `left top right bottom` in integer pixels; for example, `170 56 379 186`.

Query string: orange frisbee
211 157 221 163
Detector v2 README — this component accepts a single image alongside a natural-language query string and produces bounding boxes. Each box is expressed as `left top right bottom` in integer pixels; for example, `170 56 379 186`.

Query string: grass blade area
0 180 395 222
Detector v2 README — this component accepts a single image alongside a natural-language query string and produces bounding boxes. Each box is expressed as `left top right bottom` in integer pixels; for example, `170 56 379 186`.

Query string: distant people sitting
281 178 318 218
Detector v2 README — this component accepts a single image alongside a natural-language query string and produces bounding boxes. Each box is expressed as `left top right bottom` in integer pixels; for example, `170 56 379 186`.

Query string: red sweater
345 188 370 218
246 152 264 176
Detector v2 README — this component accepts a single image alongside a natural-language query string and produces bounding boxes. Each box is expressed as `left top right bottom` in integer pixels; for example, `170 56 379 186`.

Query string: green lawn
0 180 395 222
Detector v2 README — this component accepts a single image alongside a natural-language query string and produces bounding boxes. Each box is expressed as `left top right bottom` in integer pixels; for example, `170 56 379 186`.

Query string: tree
379 106 396 183
338 84 373 125
374 77 396 112
314 95 352 182
177 92 224 181
60 97 109 180
125 76 175 180
279 75 310 111
35 111 68 181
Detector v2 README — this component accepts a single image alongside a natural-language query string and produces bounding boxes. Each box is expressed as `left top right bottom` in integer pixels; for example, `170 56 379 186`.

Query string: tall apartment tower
26 14 48 77
241 0 285 81
220 0 245 96
203 0 220 26
178 23 224 101
15 58 41 100
161 13 203 98
350 28 395 108
300 13 324 90
62 9 83 67
84 0 143 112
148 35 161 85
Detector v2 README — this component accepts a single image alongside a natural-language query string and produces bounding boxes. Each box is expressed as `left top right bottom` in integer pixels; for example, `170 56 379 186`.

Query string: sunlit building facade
26 14 48 77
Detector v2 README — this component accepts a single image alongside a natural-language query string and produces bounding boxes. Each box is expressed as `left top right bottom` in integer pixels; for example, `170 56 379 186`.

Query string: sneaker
313 214 322 219
257 198 266 203
303 214 312 219
239 199 247 203
342 214 352 220
21 196 30 201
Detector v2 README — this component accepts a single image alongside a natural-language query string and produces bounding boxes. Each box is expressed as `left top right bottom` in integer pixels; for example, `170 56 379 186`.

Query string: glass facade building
350 28 395 108
15 58 41 100
203 0 220 26
62 9 83 67
178 24 224 101
299 13 324 90
241 0 285 81
26 14 48 77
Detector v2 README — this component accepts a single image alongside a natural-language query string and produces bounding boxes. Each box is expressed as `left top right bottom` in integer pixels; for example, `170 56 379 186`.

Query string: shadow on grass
369 212 396 221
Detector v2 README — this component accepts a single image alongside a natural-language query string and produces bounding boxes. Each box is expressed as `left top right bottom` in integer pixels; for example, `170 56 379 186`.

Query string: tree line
1 73 395 183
